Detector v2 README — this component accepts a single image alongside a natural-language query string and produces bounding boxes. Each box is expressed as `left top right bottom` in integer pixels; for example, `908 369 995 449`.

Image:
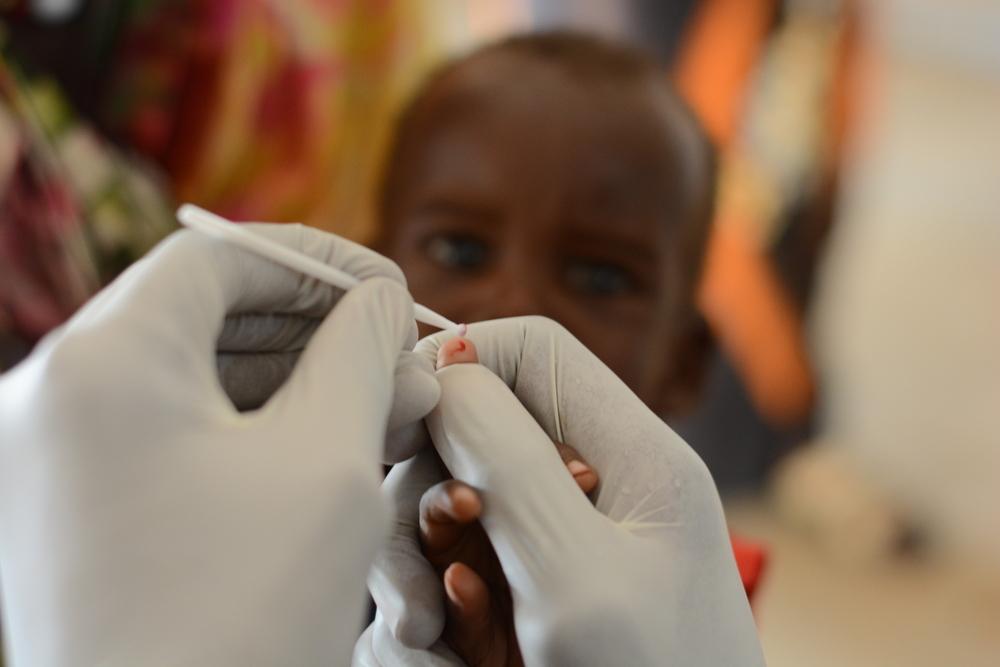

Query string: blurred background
1 1 998 665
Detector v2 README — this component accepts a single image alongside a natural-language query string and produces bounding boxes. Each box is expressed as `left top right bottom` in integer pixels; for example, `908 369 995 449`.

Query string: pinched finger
436 325 477 369
419 480 484 556
436 331 598 495
554 441 599 495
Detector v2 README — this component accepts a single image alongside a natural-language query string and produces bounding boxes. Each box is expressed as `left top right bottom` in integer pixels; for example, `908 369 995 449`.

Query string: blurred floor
727 499 1000 667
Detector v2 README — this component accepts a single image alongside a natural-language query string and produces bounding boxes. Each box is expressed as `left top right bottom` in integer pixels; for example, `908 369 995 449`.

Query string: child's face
378 54 705 408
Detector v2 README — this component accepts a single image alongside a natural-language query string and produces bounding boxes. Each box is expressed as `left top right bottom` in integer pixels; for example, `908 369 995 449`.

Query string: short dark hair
379 30 716 411
471 30 665 81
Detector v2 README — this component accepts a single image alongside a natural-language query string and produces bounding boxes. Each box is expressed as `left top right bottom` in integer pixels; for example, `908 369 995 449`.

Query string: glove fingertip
384 356 439 463
384 420 433 465
370 548 446 649
388 354 440 425
391 599 447 649
352 624 379 667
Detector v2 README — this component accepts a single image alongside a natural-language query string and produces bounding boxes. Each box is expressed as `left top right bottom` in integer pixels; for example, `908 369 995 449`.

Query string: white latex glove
0 225 440 666
211 228 438 462
354 448 463 666
361 317 763 666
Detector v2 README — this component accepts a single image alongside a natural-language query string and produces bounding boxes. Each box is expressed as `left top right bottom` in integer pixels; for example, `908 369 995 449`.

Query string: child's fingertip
444 563 476 610
436 333 479 369
567 460 598 493
449 484 482 517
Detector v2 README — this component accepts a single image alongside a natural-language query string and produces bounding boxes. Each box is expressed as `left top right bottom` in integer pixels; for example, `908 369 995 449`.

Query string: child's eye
423 233 491 271
564 259 635 297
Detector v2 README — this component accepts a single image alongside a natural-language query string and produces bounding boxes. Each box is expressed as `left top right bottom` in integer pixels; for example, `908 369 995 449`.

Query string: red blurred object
731 534 768 603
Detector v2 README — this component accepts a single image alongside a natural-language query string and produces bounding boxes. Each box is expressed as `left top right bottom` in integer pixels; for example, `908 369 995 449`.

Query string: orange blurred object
673 0 776 147
732 534 768 603
698 221 816 426
672 0 816 428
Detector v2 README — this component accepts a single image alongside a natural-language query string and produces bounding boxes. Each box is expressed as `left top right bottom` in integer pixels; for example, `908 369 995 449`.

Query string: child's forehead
426 50 657 115
386 47 713 227
413 52 687 160
413 55 704 187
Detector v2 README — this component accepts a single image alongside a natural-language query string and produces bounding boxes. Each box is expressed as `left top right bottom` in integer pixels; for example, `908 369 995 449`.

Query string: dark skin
378 51 710 409
376 51 710 666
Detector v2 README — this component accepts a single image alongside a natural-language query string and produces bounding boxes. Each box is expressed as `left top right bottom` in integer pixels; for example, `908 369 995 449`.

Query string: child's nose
486 272 546 319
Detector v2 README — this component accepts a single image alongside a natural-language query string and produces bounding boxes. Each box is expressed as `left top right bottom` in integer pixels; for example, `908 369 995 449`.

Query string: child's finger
554 441 599 494
443 562 494 657
419 480 483 556
437 331 599 494
436 328 478 369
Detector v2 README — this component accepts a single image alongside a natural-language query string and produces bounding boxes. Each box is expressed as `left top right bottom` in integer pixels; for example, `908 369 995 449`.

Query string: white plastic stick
176 204 458 331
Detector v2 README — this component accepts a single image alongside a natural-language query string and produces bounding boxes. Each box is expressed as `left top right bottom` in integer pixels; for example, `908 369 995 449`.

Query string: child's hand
418 335 597 667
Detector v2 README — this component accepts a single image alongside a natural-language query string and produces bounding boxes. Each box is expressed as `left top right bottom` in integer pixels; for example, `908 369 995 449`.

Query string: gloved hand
357 338 598 667
360 317 763 666
213 228 437 462
0 224 440 666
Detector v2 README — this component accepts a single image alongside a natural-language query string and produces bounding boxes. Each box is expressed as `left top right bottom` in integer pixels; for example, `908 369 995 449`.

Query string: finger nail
450 485 479 513
567 460 590 476
445 568 471 609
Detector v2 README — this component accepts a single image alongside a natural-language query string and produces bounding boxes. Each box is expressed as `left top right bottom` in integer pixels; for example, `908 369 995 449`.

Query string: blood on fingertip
437 332 479 368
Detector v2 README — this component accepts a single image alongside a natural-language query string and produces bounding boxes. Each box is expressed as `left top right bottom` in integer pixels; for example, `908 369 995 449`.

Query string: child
370 31 765 665
374 31 715 418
